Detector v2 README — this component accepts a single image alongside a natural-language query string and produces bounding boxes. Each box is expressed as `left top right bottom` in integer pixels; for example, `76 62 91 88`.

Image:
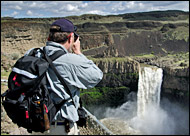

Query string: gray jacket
26 41 103 122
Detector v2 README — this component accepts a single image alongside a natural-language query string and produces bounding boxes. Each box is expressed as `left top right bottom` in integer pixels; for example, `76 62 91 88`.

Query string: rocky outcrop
131 53 189 105
1 11 189 60
93 57 140 89
121 10 189 21
79 22 189 57
1 22 49 57
162 67 189 105
100 118 142 135
80 57 140 107
1 10 189 106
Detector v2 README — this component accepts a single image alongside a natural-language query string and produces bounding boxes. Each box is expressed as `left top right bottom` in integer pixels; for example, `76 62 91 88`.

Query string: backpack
1 47 66 133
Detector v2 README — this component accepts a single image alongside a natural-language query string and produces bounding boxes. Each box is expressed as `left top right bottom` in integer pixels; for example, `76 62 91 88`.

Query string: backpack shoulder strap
43 48 76 108
49 50 65 61
27 47 65 62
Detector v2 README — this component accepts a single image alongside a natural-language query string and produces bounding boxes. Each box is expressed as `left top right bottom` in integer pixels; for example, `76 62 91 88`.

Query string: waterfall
102 66 188 135
128 66 179 135
137 66 163 118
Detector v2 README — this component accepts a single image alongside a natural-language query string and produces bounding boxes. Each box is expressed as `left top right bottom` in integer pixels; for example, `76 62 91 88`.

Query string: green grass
167 52 189 59
163 26 189 42
82 45 108 52
1 70 11 78
161 48 168 53
134 53 155 58
1 19 47 24
1 133 9 135
80 86 131 106
88 57 134 63
80 91 103 99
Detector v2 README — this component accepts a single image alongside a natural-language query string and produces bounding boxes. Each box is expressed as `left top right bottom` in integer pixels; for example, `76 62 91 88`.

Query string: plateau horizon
1 1 189 18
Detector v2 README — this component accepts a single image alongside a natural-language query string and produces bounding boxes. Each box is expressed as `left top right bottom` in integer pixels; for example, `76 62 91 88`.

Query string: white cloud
138 3 145 9
88 10 106 15
165 1 189 11
1 1 23 5
65 4 79 12
80 2 88 8
26 10 44 17
26 10 33 16
11 11 18 16
14 5 22 10
1 1 189 18
30 2 37 8
127 1 135 9
1 1 23 10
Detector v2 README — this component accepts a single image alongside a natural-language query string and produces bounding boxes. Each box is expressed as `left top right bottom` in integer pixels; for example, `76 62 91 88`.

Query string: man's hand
72 37 81 55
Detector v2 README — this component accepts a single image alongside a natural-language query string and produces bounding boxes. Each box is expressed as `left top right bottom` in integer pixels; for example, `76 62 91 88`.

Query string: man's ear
68 33 73 44
68 37 71 43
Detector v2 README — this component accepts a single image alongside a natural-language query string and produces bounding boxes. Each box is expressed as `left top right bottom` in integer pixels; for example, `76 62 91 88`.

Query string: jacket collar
46 41 68 53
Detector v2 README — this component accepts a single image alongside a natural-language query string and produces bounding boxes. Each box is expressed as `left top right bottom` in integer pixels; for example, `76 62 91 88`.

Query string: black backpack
1 47 67 133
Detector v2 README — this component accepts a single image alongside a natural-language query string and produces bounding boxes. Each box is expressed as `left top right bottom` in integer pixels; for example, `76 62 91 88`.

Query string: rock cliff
162 66 189 105
79 57 140 107
92 57 139 89
131 52 189 105
1 22 49 56
1 10 189 135
1 10 189 106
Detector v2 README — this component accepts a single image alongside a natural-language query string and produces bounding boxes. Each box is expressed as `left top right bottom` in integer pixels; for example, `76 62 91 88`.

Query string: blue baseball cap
50 18 77 32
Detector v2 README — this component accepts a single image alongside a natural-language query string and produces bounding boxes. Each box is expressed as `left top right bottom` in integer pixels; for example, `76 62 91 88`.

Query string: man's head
48 18 78 52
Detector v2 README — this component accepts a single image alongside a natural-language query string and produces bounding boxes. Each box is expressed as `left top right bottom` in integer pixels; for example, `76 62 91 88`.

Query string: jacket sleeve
54 53 103 89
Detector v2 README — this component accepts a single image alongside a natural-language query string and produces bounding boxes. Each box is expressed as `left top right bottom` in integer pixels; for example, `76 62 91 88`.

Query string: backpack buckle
18 93 25 103
1 89 10 101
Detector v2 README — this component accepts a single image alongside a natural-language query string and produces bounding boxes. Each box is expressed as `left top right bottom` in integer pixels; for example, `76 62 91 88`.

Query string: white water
129 66 176 135
137 67 163 118
98 66 188 135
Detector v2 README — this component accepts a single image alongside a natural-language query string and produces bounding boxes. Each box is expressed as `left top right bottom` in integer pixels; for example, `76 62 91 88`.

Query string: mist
88 92 189 135
88 67 189 135
129 102 176 135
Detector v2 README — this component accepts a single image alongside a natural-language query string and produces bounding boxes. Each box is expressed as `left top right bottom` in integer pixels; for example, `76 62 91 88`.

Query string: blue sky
1 1 189 18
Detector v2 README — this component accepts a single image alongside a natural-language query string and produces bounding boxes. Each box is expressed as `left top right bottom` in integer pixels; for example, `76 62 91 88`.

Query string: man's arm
73 37 103 88
55 37 103 89
72 37 81 55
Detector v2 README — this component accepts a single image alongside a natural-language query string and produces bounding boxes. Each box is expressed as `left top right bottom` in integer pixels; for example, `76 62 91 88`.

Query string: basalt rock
162 66 189 105
93 57 140 90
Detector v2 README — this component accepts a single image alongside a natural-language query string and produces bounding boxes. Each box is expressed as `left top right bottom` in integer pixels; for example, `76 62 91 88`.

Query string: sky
1 1 189 18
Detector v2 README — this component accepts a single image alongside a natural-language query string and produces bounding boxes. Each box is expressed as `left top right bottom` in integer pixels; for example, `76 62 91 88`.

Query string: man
32 18 103 135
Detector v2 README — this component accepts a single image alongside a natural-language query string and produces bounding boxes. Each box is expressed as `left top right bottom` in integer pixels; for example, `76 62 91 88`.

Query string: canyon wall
1 10 189 135
1 10 189 106
162 66 189 105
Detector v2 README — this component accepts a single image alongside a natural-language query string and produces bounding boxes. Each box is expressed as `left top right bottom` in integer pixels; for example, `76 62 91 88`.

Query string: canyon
1 10 189 135
1 10 189 120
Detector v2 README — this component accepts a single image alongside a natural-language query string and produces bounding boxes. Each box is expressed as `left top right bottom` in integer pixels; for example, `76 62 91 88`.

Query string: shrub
11 53 19 60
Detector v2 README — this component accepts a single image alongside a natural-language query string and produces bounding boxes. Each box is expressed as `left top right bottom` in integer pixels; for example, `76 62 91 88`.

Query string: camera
74 32 79 42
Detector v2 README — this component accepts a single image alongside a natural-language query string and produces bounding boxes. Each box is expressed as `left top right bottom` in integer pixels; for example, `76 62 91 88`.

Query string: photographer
34 18 103 135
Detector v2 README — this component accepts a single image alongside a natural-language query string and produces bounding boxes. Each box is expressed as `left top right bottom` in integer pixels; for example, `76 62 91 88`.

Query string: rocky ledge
131 52 189 105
